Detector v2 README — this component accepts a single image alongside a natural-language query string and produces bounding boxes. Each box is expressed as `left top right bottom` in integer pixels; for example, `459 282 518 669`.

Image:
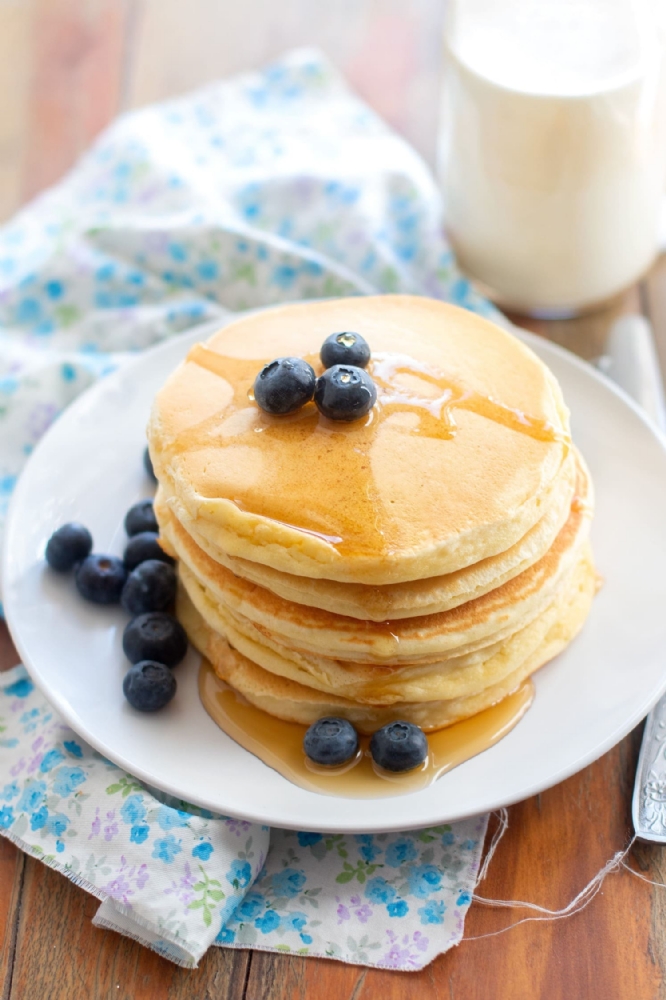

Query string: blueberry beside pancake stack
147 296 595 735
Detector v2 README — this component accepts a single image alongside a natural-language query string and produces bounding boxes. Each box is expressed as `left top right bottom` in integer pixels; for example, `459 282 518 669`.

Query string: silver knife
598 315 666 842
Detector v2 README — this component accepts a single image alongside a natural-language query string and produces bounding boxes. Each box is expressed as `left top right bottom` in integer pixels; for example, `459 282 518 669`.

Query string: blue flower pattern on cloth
228 859 252 889
192 841 214 861
0 48 500 544
365 877 396 905
152 834 183 864
271 867 307 898
39 747 65 772
129 824 150 845
0 666 269 967
0 665 486 969
120 794 145 825
0 49 494 970
0 806 14 829
385 837 418 868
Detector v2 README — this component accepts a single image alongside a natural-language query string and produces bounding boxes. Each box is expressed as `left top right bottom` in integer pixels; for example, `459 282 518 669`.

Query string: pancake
148 296 572 585
177 542 596 731
177 542 592 705
161 449 591 664
155 444 575 620
149 294 597 748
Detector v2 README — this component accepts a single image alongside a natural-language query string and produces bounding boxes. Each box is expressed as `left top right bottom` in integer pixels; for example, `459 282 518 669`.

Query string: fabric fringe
0 825 106 901
92 914 196 969
93 903 199 969
92 896 203 965
466 813 639 941
0 826 201 967
474 808 508 885
8 801 666 961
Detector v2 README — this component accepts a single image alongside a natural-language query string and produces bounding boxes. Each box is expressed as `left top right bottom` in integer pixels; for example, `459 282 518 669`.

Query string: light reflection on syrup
371 352 569 447
199 659 534 799
230 499 343 547
187 344 568 447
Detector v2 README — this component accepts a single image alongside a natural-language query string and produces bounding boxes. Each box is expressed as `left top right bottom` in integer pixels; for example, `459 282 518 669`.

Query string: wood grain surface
1 2 666 997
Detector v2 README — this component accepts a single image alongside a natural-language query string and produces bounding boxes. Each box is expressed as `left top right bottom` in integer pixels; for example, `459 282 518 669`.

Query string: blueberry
123 612 188 668
369 721 428 773
75 554 127 604
123 531 174 571
123 660 176 712
144 446 157 483
253 357 316 415
303 717 359 766
45 523 93 572
320 331 371 370
314 365 377 421
121 560 177 615
124 499 158 537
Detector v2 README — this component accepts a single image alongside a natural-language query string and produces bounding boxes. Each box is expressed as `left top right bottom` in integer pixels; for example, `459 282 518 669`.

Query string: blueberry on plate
369 721 428 773
253 357 316 415
45 522 93 572
123 531 174 571
144 445 157 483
320 331 371 370
121 559 177 615
314 364 377 421
75 554 127 604
123 660 176 712
303 717 359 766
124 499 158 537
123 612 188 668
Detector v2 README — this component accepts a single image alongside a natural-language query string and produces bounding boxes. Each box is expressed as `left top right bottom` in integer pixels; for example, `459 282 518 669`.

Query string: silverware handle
633 700 666 842
607 316 666 840
602 316 666 431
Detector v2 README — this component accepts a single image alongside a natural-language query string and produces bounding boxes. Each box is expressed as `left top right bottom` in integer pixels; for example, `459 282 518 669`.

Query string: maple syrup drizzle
186 344 568 447
199 659 534 799
571 494 593 515
371 353 569 446
165 345 570 561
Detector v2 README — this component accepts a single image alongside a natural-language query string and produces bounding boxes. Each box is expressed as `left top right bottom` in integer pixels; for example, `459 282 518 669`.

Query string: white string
463 814 639 942
474 808 509 885
620 857 666 889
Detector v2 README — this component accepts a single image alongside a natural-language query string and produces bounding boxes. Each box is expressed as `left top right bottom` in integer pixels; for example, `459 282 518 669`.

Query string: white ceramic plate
4 315 666 833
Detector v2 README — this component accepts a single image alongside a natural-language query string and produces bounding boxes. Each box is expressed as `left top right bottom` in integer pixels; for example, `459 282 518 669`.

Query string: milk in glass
439 0 666 315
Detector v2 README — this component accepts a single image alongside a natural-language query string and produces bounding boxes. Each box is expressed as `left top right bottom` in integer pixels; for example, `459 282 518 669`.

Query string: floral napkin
0 48 496 968
0 665 486 968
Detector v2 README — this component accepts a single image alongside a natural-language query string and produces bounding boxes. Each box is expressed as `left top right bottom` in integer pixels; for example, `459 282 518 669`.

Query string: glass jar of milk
439 0 666 316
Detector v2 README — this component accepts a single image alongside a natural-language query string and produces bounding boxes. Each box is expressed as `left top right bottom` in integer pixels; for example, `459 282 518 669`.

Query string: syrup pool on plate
199 659 534 799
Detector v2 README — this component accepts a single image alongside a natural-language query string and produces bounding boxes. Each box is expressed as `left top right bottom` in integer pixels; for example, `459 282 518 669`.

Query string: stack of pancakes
148 296 595 733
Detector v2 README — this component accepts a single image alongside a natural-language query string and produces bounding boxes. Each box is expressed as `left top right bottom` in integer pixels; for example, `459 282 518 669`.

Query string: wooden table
1 2 666 996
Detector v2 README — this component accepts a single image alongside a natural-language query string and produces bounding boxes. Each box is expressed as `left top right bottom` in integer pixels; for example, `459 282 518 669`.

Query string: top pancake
148 296 571 585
